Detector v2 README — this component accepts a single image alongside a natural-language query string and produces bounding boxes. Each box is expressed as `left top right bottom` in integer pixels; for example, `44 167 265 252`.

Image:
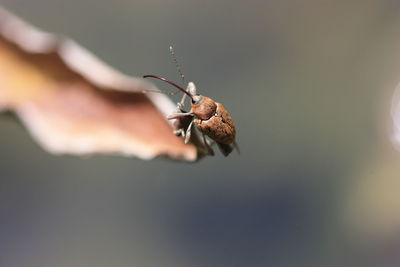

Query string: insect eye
191 96 203 105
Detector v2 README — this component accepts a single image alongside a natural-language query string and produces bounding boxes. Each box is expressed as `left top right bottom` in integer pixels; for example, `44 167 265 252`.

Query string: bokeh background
2 0 400 266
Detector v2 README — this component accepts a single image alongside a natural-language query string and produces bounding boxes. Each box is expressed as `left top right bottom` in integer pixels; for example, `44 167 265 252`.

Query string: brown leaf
0 7 198 161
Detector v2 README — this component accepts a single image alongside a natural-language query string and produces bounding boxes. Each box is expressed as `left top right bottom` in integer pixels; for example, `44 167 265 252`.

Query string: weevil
143 74 238 156
143 46 238 156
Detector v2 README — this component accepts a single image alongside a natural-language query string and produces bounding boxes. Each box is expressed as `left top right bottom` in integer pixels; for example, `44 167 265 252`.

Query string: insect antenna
169 46 186 86
141 88 179 96
143 75 193 100
169 46 189 106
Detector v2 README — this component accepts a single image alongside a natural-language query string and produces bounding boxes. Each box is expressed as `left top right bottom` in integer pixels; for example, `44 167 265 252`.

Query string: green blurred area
2 1 400 266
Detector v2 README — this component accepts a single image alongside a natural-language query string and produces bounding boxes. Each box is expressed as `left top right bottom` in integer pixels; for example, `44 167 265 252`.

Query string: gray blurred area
2 0 400 266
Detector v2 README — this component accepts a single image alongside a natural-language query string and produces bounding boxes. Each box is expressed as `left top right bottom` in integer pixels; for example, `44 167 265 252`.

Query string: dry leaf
0 7 199 161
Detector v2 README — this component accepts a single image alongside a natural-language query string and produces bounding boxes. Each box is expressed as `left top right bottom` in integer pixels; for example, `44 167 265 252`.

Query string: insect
143 47 238 156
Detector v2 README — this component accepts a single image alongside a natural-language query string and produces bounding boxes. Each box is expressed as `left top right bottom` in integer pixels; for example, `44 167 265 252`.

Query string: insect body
143 75 237 156
192 96 235 144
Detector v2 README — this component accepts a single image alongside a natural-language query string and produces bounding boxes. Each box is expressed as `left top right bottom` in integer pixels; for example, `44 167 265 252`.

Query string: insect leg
202 133 215 156
179 94 187 108
167 112 193 120
217 142 234 157
184 120 194 144
233 141 240 154
173 128 185 137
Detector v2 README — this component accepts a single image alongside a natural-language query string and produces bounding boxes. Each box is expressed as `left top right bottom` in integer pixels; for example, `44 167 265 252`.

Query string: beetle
143 74 238 156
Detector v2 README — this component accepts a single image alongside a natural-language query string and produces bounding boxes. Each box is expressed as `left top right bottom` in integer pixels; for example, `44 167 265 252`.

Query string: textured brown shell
190 96 217 120
194 102 236 144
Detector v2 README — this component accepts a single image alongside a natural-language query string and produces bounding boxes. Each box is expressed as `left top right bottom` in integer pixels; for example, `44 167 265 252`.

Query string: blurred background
2 0 400 266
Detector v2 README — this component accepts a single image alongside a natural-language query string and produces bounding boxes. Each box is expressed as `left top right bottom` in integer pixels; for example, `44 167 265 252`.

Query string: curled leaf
0 7 198 161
